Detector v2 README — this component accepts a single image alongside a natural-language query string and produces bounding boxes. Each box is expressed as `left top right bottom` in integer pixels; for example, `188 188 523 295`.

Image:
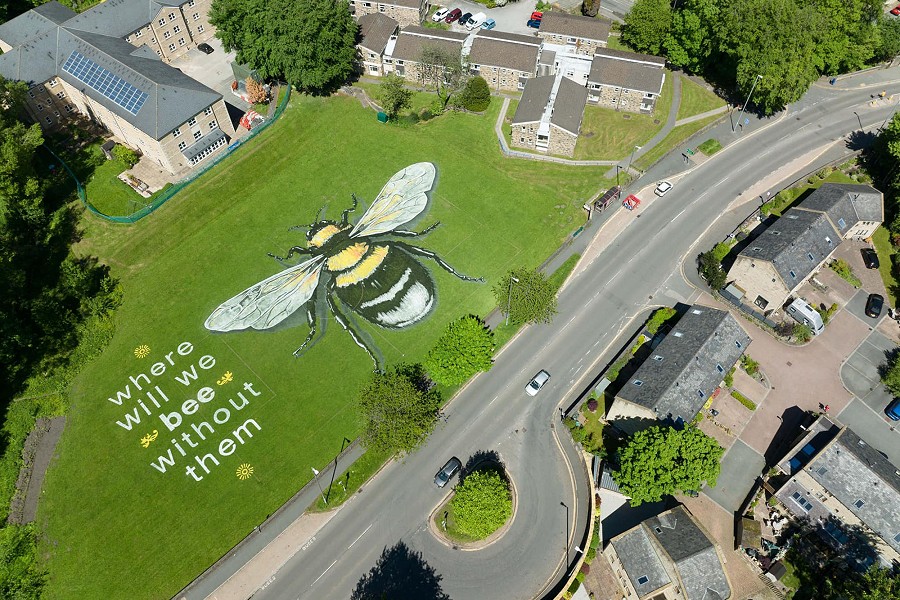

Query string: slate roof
389 26 466 62
795 183 884 235
376 0 422 8
511 75 554 125
0 0 223 141
646 506 731 600
538 12 610 43
611 527 670 597
588 53 665 95
551 76 587 134
594 46 666 67
468 30 540 74
357 13 398 55
806 428 900 555
616 305 751 424
0 1 74 48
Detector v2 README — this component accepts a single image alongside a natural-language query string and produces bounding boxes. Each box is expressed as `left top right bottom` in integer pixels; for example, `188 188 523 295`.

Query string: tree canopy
493 268 559 327
621 0 672 56
379 73 413 120
614 425 723 506
455 76 491 112
449 467 512 540
209 0 358 94
424 315 494 387
418 46 465 108
359 364 442 457
881 349 900 397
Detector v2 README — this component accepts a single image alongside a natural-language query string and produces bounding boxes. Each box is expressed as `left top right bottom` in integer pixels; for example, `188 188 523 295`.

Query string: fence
51 85 292 224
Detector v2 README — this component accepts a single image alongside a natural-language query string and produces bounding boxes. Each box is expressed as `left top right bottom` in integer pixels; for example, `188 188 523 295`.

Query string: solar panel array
62 51 148 115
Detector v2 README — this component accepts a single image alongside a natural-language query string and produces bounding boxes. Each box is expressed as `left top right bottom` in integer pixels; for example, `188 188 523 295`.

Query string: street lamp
626 145 641 175
312 467 327 505
615 164 621 187
505 275 519 326
734 74 762 134
560 501 569 570
853 111 863 131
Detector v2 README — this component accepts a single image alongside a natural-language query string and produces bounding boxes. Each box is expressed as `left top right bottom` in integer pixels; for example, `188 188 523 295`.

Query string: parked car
434 456 462 487
531 10 543 20
654 180 673 196
432 7 450 21
467 12 487 29
445 8 462 23
525 370 550 396
886 398 900 421
865 293 884 318
481 17 496 29
197 43 214 55
458 12 473 26
891 4 900 15
526 18 541 28
862 247 879 269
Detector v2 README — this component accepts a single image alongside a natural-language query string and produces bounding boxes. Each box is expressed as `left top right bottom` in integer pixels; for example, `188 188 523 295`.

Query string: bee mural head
204 162 483 371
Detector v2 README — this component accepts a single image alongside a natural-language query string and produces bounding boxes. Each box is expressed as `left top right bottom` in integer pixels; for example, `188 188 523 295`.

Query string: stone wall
125 0 215 62
548 124 578 157
476 65 529 92
351 1 425 27
511 123 538 151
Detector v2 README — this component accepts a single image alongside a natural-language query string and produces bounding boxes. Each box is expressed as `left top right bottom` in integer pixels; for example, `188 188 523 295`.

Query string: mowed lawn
40 93 606 599
676 76 726 121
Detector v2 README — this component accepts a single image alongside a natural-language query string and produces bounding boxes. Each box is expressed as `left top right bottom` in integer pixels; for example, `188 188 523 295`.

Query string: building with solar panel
0 0 235 175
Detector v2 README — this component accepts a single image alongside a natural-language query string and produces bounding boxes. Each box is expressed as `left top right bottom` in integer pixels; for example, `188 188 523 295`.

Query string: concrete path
673 105 729 127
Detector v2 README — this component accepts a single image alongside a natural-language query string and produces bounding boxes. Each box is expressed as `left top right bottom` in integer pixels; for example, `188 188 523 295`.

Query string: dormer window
838 218 846 228
633 379 643 386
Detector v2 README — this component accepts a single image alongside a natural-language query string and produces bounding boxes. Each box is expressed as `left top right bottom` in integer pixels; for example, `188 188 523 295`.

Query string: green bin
377 112 388 123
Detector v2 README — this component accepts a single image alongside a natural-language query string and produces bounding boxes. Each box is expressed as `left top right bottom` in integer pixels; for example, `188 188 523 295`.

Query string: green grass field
40 93 607 599
676 77 726 121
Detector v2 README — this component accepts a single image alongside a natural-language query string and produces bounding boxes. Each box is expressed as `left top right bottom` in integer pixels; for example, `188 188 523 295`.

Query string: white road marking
348 524 373 549
312 560 337 586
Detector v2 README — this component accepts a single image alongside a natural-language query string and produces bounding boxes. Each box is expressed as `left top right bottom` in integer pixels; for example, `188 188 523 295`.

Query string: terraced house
348 0 428 28
357 13 400 76
537 11 609 56
0 0 235 175
468 30 541 92
587 48 666 113
511 75 587 157
384 26 466 86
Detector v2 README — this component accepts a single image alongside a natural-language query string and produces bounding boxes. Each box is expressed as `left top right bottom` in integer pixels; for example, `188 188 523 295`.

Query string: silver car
526 370 550 396
434 456 462 487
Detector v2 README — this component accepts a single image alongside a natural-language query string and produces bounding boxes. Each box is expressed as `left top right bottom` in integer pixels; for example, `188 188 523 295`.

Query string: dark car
197 42 214 55
444 7 462 23
865 293 884 318
862 248 879 269
458 11 473 26
526 18 541 28
886 398 900 421
434 457 462 488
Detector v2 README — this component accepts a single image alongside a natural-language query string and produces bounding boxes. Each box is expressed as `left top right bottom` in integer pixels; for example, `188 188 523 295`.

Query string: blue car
481 17 496 29
526 18 541 28
887 398 900 421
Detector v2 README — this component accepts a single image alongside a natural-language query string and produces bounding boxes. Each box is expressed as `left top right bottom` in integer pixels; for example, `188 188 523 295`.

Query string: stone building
349 0 428 28
384 26 466 86
467 30 541 92
357 13 399 76
122 0 216 62
537 12 610 56
726 183 883 312
587 47 665 113
510 75 587 157
0 0 235 175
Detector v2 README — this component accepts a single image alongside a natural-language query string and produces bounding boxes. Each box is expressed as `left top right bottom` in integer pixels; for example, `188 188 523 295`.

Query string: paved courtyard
703 439 765 512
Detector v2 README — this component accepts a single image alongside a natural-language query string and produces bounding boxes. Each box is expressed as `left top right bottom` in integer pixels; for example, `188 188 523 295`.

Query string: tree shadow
845 129 878 152
350 541 451 600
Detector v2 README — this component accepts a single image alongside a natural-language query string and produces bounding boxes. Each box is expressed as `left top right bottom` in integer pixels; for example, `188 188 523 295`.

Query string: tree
455 76 491 112
697 250 726 290
621 0 672 55
664 0 719 73
359 364 442 457
0 524 45 600
379 73 413 119
493 268 558 326
424 315 494 386
581 0 601 17
881 350 900 396
797 0 881 74
417 46 465 109
209 0 358 94
614 425 723 506
875 17 900 62
449 467 512 539
850 565 900 600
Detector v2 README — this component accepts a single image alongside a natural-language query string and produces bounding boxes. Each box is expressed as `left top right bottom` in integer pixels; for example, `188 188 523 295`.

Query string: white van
787 298 825 336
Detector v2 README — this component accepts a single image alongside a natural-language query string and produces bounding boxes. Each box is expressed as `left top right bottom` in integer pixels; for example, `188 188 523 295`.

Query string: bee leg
268 246 312 263
325 294 384 372
340 195 359 227
395 242 485 283
391 221 441 238
293 305 326 357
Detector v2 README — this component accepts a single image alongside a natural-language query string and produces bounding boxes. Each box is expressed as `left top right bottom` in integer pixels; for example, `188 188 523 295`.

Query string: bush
829 258 862 288
723 366 735 388
575 572 585 583
740 355 759 377
567 580 581 594
646 307 677 334
731 390 756 410
456 76 491 112
423 315 494 386
606 356 629 382
587 398 599 412
711 241 733 262
698 250 727 289
112 144 140 167
793 323 813 343
449 467 512 539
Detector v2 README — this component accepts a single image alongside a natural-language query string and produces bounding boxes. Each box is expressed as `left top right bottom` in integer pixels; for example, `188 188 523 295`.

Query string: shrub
723 366 735 388
568 580 581 594
605 356 629 382
112 144 140 167
698 250 727 289
587 398 598 412
646 307 677 334
456 76 491 112
449 467 512 539
740 355 759 377
794 323 813 343
731 390 756 410
575 572 585 583
829 258 862 287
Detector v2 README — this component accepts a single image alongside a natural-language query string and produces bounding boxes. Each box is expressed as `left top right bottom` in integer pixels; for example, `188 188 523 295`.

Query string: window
45 116 53 124
37 104 44 111
807 253 815 261
637 576 649 585
673 331 683 337
178 141 187 150
789 270 796 279
156 50 162 56
28 91 34 98
173 25 181 33
188 0 195 6
894 533 900 544
208 120 217 130
697 390 704 398
173 127 181 137
633 380 643 386
379 4 386 11
716 364 724 373
520 137 525 143
188 117 197 126
567 37 577 43
370 65 379 73
193 130 202 140
193 12 200 20
838 218 846 228
396 59 404 65
164 31 171 39
158 18 166 26
136 29 143 38
816 466 827 475
168 12 177 21
56 91 65 99
54 111 60 117
168 43 176 51
49 78 58 87
204 106 213 116
691 309 702 315
787 214 798 219
791 491 813 512
65 104 75 113
825 236 833 246
854 499 865 509
652 355 663 361
178 38 186 46
197 24 204 33
735 340 743 349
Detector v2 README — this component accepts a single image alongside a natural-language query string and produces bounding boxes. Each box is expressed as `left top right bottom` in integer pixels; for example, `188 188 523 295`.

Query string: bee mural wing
350 162 436 238
205 255 325 332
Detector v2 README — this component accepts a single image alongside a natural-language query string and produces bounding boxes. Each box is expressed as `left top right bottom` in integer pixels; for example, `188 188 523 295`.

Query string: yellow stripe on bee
326 242 369 272
309 225 341 248
335 245 388 288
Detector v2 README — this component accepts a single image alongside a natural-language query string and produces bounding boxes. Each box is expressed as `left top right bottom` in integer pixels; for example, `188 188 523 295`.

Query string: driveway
703 439 765 512
169 36 249 111
433 0 542 35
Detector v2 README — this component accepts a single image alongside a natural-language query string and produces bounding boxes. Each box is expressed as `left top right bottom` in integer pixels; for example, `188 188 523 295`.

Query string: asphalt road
252 71 900 600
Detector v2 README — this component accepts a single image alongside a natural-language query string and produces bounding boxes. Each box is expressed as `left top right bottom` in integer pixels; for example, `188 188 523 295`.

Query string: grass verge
311 446 392 511
697 138 722 155
633 114 720 171
677 77 726 121
872 226 897 308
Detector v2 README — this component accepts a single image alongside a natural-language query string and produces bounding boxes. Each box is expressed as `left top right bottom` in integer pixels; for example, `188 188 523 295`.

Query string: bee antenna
316 203 328 222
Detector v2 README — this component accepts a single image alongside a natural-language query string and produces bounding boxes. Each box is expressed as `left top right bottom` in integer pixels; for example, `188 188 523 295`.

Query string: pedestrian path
674 104 728 126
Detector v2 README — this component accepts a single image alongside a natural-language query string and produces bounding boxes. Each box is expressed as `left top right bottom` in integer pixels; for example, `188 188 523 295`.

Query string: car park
865 293 884 318
197 43 214 55
654 181 673 196
434 456 462 487
481 17 496 29
526 18 541 28
458 12 473 26
445 8 462 23
892 4 900 15
432 7 450 21
862 248 879 269
886 398 900 421
467 12 486 30
525 370 550 396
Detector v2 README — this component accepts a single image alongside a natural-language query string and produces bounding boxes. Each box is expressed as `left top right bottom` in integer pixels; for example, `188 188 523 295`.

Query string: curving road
251 69 900 600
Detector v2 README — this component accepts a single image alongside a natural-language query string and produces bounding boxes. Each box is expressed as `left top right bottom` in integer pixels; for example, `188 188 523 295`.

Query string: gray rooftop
795 183 884 235
611 526 670 597
616 305 750 424
357 13 398 55
375 0 423 8
389 26 466 62
807 428 900 555
468 30 540 74
738 208 839 290
647 506 731 600
588 54 665 95
0 1 74 48
61 0 181 39
538 12 610 43
551 76 588 134
594 46 666 67
511 74 554 125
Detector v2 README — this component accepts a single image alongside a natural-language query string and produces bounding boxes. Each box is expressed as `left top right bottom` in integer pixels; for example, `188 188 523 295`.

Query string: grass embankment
677 77 726 121
633 114 721 170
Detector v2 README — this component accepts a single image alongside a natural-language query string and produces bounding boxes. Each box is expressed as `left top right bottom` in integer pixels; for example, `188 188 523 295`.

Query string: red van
445 7 462 22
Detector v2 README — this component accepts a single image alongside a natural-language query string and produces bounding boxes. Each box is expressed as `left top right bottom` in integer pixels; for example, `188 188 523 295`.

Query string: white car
432 7 450 21
467 11 487 30
526 370 550 396
654 180 673 196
